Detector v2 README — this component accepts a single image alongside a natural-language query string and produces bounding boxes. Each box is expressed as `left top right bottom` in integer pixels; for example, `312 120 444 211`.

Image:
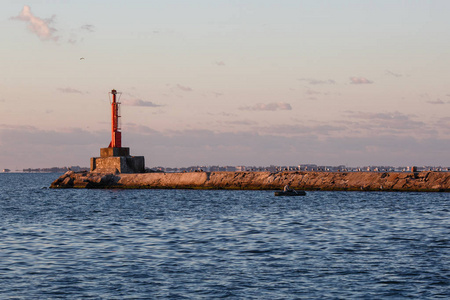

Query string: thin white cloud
258 123 347 136
176 84 193 92
240 102 292 111
427 99 446 105
306 89 321 95
122 99 162 107
123 123 158 134
206 112 236 117
57 87 84 94
385 70 402 77
346 111 409 120
121 92 163 107
81 24 95 32
350 77 373 84
299 78 336 85
11 5 59 41
224 120 257 126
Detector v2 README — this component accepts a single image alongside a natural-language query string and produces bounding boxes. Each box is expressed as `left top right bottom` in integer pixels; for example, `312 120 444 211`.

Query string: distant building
145 164 450 174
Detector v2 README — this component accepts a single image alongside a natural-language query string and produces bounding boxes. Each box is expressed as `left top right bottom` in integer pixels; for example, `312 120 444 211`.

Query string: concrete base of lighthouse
90 147 145 173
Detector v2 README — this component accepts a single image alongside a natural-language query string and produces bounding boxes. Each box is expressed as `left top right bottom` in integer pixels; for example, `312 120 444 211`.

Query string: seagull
80 57 85 60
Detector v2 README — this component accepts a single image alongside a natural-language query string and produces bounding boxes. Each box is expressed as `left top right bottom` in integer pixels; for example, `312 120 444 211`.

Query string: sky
2 0 450 170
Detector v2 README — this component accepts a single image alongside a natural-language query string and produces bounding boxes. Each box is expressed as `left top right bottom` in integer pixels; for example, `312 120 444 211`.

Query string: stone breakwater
50 171 450 192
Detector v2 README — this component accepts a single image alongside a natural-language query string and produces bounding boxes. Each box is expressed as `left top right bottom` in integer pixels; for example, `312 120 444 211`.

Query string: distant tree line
22 166 89 173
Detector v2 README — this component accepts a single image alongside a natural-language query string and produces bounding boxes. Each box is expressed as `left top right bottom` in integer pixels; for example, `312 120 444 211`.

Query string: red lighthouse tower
90 89 145 173
109 89 122 148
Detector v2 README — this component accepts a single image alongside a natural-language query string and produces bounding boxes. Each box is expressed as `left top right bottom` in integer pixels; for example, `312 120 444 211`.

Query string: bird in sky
80 57 85 60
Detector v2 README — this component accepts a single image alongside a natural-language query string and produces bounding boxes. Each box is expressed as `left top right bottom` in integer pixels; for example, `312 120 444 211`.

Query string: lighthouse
109 89 122 148
90 89 145 173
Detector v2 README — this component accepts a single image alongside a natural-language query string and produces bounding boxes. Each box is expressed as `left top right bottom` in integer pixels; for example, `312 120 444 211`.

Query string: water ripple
0 174 449 299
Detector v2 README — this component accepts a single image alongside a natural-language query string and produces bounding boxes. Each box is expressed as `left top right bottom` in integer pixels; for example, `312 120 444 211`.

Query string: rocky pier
50 170 450 192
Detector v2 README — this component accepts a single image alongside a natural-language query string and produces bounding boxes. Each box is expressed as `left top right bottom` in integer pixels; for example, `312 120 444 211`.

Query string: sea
0 173 449 299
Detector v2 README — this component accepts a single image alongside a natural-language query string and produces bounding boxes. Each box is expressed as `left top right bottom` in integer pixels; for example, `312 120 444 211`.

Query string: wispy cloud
306 89 321 95
346 111 414 122
11 5 59 41
240 102 292 111
420 93 450 105
57 87 84 94
427 99 446 105
299 78 336 85
257 123 347 136
123 123 158 134
206 112 237 117
121 92 163 107
124 128 450 167
176 84 193 92
122 99 163 107
67 24 95 44
220 120 257 127
2 122 450 169
385 70 402 77
344 111 429 135
81 24 95 32
0 124 104 147
350 77 373 84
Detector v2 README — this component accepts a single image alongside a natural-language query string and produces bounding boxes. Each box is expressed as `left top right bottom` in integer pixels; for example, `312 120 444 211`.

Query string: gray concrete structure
91 147 145 173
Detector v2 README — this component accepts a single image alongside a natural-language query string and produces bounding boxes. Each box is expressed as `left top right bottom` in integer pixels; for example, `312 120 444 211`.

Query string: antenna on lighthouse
108 89 122 148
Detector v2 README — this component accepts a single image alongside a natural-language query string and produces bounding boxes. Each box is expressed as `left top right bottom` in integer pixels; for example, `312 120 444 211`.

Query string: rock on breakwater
50 170 450 192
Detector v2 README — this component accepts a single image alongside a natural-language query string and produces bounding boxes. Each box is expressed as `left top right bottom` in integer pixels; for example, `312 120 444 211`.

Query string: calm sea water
0 173 449 299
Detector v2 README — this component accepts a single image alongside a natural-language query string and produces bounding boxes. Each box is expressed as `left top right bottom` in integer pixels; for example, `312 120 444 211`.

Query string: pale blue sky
1 1 450 169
